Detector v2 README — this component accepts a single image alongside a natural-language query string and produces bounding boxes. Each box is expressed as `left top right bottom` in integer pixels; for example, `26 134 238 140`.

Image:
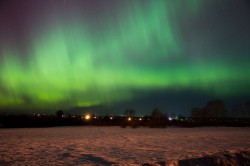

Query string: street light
85 114 91 120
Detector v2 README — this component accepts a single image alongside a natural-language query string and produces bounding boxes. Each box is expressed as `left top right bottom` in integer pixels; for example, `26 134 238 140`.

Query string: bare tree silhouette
204 100 225 118
244 101 250 117
149 107 168 127
123 108 136 117
191 100 226 118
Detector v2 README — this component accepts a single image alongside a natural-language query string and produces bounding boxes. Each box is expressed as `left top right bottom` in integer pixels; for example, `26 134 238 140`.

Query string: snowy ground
0 127 250 165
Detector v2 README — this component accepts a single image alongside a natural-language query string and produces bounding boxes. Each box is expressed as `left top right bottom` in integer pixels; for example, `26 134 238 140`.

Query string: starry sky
0 0 250 115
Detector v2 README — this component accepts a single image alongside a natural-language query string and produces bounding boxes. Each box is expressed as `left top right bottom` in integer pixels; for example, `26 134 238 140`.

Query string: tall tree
244 101 250 117
149 107 168 127
124 108 136 117
204 100 225 118
151 107 164 119
191 107 203 118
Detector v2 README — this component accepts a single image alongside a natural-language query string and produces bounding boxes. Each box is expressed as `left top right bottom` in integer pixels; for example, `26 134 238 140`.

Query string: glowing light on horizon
85 114 91 120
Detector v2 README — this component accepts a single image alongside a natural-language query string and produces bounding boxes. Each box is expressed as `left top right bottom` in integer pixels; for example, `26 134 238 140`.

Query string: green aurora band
0 0 250 111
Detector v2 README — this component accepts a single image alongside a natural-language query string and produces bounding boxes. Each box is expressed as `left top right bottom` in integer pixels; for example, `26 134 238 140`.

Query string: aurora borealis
0 0 250 115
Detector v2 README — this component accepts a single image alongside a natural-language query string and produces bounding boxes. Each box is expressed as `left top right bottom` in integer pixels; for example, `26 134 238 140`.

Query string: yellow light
110 117 113 120
139 118 142 121
128 117 131 121
85 114 91 120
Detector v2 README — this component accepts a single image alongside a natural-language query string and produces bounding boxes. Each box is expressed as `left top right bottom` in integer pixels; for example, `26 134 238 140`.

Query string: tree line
191 99 250 118
0 99 250 128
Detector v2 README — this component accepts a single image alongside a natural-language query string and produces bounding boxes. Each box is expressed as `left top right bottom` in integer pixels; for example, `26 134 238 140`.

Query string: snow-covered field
0 127 250 165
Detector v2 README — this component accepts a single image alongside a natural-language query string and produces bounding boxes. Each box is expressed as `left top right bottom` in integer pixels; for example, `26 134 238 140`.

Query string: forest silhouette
0 99 250 128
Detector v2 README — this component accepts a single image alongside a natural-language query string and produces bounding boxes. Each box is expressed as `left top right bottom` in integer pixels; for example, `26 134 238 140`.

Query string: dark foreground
169 150 250 166
0 127 250 165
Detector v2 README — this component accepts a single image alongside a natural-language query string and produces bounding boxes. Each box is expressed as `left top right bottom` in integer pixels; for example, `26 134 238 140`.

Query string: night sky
0 0 250 115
